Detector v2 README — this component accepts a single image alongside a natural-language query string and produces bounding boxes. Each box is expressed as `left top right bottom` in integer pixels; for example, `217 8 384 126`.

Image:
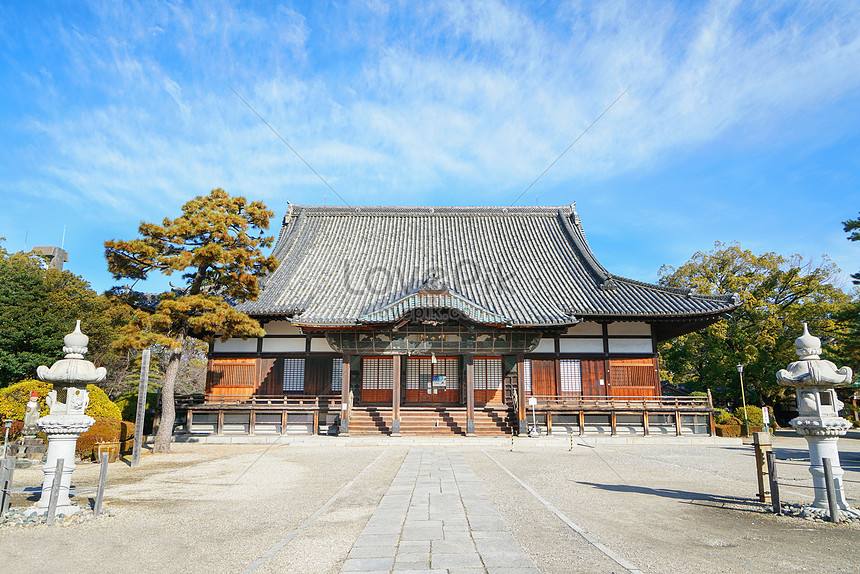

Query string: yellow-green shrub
734 405 764 427
0 379 121 421
0 379 52 419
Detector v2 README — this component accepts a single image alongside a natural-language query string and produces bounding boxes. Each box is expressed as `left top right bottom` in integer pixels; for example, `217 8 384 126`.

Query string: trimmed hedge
734 405 765 427
76 417 135 460
715 424 741 437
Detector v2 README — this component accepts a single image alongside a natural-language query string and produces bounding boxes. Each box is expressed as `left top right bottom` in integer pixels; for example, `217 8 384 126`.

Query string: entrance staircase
347 406 513 436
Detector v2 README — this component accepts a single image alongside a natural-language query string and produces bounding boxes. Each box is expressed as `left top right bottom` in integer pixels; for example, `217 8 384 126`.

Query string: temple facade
188 205 738 438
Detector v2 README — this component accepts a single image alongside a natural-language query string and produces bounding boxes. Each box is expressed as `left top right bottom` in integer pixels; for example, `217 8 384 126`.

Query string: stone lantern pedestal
777 324 854 511
25 321 105 516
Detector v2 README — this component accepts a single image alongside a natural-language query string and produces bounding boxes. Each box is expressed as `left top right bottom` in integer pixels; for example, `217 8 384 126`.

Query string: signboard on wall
432 375 446 394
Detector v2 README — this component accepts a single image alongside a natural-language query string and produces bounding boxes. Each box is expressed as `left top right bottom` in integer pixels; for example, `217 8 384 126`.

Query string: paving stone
431 538 477 554
341 556 395 572
397 540 431 554
430 552 485 569
395 551 430 564
346 546 398 559
341 447 535 574
353 533 401 547
400 526 444 540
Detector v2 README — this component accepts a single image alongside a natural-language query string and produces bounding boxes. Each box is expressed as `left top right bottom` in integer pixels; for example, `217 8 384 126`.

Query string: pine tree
105 189 278 453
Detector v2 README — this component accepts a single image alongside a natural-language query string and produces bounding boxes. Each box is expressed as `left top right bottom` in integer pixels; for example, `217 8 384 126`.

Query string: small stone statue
23 392 41 437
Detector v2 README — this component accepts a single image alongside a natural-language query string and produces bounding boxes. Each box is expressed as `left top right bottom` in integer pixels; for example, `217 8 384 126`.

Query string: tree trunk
153 336 184 454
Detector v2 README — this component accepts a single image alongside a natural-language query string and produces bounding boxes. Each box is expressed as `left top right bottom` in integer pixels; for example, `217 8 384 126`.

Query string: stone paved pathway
340 447 540 573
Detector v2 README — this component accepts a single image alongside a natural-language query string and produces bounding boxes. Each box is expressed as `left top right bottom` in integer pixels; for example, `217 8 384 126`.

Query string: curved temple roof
239 205 739 331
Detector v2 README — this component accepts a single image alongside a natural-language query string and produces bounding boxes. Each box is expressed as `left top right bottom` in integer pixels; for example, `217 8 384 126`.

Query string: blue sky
1 1 858 295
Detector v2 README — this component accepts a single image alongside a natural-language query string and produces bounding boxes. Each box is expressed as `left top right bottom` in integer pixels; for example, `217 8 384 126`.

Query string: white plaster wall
606 322 651 336
559 338 604 353
532 339 556 353
310 338 337 352
261 338 306 353
565 322 603 336
213 338 258 353
263 321 303 335
608 339 653 354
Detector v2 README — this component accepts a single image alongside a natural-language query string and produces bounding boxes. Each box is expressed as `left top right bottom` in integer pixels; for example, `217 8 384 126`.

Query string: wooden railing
529 395 712 410
175 394 342 410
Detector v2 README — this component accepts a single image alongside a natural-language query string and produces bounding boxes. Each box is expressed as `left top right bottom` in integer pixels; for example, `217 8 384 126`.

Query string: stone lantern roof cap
62 320 89 358
795 322 822 359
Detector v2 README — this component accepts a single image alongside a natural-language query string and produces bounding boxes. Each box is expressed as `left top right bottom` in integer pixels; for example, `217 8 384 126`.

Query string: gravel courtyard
2 432 859 574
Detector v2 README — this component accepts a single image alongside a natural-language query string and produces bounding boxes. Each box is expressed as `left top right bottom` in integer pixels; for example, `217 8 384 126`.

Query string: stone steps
347 406 513 436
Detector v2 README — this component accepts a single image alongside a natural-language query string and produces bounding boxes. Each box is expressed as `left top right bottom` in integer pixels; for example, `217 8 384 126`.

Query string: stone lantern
776 323 854 510
27 320 105 516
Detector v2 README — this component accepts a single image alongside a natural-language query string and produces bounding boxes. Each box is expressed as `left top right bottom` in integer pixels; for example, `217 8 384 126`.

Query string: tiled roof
239 205 739 327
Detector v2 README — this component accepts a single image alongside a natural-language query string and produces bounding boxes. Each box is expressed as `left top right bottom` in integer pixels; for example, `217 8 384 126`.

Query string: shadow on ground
575 481 765 513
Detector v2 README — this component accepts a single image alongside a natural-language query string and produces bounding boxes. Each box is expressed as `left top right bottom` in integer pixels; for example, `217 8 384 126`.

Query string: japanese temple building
188 205 739 438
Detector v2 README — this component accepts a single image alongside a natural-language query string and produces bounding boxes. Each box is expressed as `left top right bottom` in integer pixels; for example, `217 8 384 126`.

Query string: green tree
0 242 131 386
104 188 278 453
844 211 860 284
658 242 851 413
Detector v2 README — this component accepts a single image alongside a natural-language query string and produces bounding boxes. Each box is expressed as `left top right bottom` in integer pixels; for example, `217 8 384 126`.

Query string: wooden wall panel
581 359 605 396
206 358 257 394
529 359 556 396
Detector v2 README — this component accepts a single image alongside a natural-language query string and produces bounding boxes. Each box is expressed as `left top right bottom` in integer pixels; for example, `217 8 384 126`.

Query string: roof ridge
610 274 738 301
283 204 578 216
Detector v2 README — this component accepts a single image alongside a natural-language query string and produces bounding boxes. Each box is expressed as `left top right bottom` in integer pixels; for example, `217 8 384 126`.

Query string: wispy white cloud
1 0 858 289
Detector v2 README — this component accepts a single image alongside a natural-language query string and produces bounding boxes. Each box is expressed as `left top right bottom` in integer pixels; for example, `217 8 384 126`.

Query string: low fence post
753 432 772 503
823 458 840 523
46 458 63 525
765 450 780 514
0 456 14 515
94 453 109 517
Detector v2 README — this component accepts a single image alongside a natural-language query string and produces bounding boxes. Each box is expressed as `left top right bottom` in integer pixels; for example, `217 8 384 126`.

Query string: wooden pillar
643 410 649 437
708 410 716 436
610 411 617 436
546 412 552 435
281 410 288 435
465 355 475 436
578 410 584 436
517 354 527 435
391 354 402 436
186 408 194 435
216 410 224 436
248 410 256 435
312 410 319 435
675 410 682 436
340 354 350 436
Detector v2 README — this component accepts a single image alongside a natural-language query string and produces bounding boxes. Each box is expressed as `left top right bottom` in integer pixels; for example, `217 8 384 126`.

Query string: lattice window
406 357 459 389
523 359 532 393
609 359 656 387
362 357 394 390
331 357 343 392
406 357 430 389
475 357 502 390
559 359 582 393
282 358 305 392
438 357 458 389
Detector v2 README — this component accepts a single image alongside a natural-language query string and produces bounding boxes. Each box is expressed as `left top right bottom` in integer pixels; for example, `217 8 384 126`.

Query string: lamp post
737 364 749 438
